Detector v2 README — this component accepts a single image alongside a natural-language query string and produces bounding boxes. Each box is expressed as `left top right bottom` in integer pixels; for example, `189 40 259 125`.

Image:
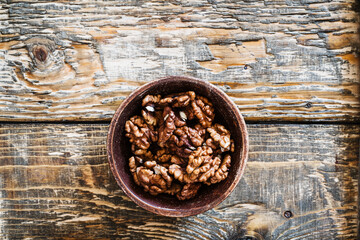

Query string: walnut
170 155 223 184
186 146 213 175
230 140 235 152
132 170 141 186
170 155 188 166
159 163 171 168
176 183 201 201
191 96 215 128
144 160 157 169
169 153 230 186
184 105 195 121
195 156 222 183
166 125 206 160
134 167 154 189
128 115 148 128
207 123 232 152
185 147 225 183
155 149 172 163
165 183 182 195
206 154 231 185
157 107 176 147
169 164 190 183
156 107 186 129
142 95 162 126
133 148 154 160
205 138 217 150
167 141 193 159
168 164 182 179
129 156 143 171
174 125 206 148
153 165 172 188
173 111 186 127
142 94 161 107
125 116 158 151
142 109 159 126
134 164 173 195
125 92 234 200
153 149 183 166
160 91 196 108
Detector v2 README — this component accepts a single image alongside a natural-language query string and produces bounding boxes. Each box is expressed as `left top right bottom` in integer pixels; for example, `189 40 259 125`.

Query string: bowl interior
108 77 247 216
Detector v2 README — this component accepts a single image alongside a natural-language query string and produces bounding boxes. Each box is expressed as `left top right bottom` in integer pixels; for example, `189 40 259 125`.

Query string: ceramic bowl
107 76 248 217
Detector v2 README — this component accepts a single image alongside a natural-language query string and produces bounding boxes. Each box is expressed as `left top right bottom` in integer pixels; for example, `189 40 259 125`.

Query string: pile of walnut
125 91 234 200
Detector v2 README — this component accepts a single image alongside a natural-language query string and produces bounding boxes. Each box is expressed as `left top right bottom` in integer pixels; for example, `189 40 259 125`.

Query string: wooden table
0 0 359 239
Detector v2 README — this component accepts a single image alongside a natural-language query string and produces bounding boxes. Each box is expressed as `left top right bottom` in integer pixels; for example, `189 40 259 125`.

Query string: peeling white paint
0 174 7 240
65 132 86 138
57 215 102 225
48 152 65 156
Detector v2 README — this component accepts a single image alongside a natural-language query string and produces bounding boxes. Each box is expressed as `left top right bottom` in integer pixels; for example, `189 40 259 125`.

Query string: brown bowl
107 76 248 217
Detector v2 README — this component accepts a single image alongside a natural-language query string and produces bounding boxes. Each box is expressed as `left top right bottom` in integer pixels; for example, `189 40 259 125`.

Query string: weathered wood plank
0 123 358 239
0 0 359 122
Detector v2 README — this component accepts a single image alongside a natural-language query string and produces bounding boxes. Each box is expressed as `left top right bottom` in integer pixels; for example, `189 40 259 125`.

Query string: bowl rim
107 76 249 217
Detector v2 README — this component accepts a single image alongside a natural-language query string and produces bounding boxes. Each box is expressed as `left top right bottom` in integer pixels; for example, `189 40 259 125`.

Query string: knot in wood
244 237 256 240
25 37 64 74
33 46 48 62
238 235 261 240
283 210 293 218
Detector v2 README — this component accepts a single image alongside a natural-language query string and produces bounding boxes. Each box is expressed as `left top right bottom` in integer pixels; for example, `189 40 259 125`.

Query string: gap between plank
0 120 358 125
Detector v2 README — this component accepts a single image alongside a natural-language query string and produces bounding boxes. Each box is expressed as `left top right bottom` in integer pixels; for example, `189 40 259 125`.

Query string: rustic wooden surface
0 124 358 239
0 0 359 122
0 0 359 239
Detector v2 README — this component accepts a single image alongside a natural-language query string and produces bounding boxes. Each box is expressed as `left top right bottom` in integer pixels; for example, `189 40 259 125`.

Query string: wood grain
0 123 358 239
0 0 359 122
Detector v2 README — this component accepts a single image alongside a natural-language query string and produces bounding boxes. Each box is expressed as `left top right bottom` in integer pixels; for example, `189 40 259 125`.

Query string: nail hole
283 210 293 218
305 102 312 108
34 47 48 62
245 237 256 240
161 17 170 22
238 236 256 240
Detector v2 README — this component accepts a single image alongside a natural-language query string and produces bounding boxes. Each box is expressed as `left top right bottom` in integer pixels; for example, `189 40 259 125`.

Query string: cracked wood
0 123 358 239
0 0 359 122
